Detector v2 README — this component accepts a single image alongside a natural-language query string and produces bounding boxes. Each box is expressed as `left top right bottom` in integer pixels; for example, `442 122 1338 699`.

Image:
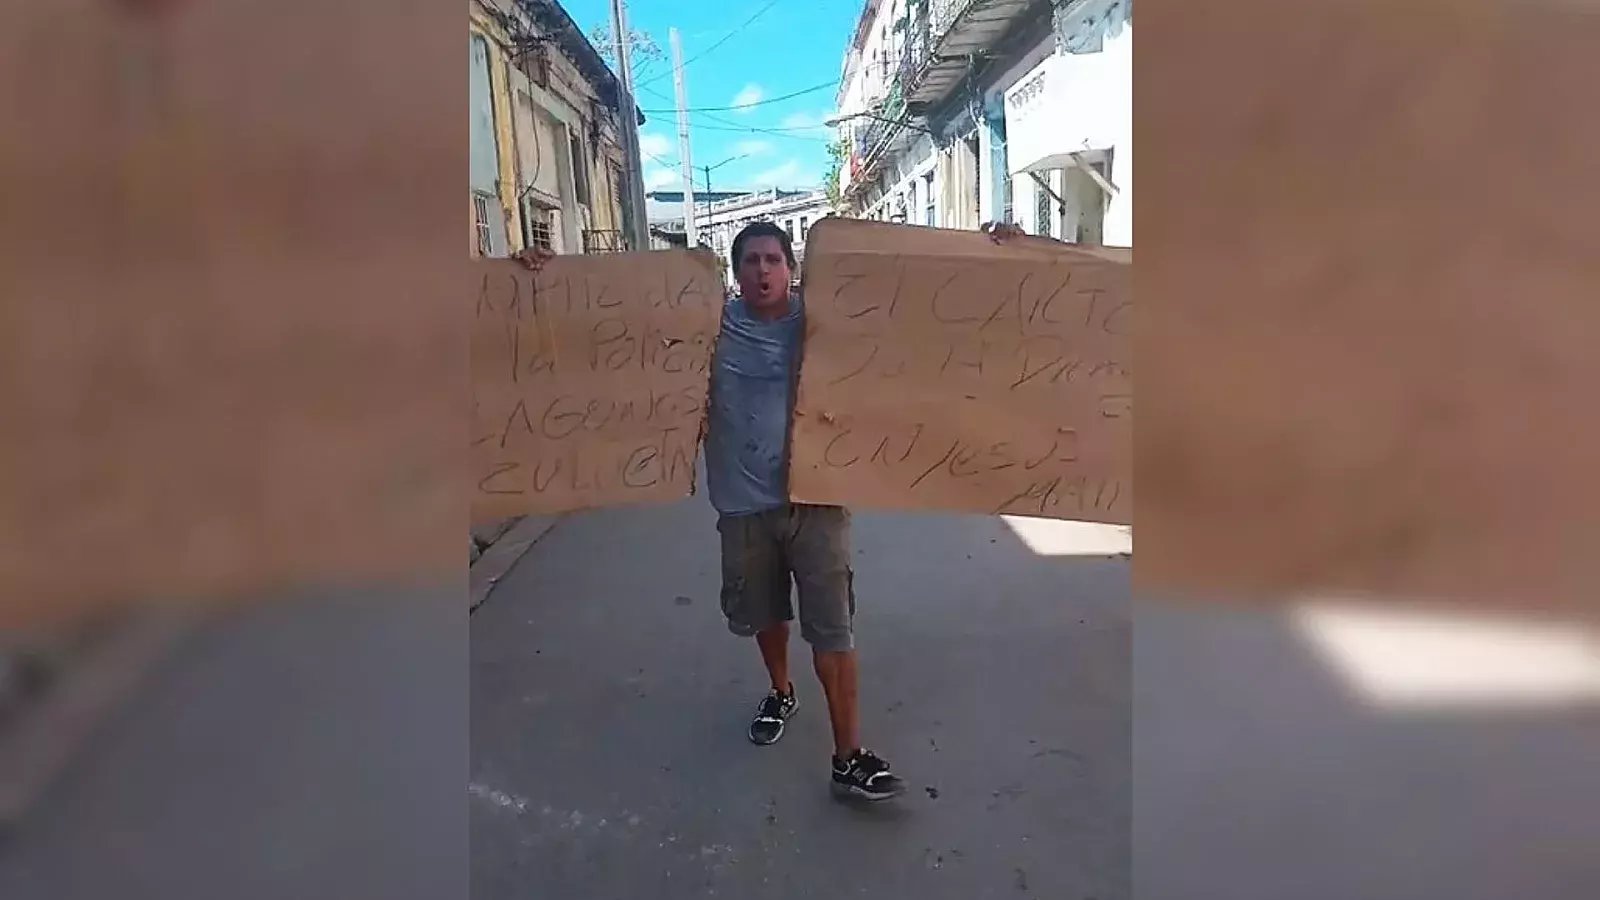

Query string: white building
1001 0 1131 246
647 188 833 284
643 189 746 250
834 0 976 228
698 189 833 270
832 0 1131 248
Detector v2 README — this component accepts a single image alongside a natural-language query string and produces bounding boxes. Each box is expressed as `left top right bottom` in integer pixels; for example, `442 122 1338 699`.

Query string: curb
470 516 522 565
470 515 562 613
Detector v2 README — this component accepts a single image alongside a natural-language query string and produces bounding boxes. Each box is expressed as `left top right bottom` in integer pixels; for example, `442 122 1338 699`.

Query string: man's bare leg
755 623 791 694
815 646 900 800
812 648 859 758
747 623 798 746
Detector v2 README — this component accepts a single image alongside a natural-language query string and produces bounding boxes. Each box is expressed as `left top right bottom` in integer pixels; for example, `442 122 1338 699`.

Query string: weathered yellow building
469 0 641 257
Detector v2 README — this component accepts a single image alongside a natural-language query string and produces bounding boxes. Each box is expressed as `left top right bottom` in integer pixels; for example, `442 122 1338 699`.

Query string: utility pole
670 27 697 247
609 0 651 252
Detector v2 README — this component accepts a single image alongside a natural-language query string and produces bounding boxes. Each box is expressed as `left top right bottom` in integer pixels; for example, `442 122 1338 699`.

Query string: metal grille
1035 176 1054 237
472 193 494 257
583 229 624 253
526 215 554 251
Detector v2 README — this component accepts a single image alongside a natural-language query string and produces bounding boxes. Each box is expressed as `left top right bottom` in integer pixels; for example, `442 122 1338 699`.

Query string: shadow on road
1135 598 1600 900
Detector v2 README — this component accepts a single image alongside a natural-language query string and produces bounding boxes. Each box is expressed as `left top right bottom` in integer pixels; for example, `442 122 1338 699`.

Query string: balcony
851 81 905 157
840 1 1043 206
903 0 1041 109
840 111 910 206
582 229 625 253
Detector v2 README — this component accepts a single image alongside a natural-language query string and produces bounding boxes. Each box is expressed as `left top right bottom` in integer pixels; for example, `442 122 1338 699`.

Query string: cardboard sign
470 252 723 522
791 219 1131 523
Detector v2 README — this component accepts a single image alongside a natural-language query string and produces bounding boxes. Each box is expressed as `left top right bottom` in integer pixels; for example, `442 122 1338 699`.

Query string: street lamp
700 153 749 211
822 110 935 135
823 111 936 214
698 153 749 251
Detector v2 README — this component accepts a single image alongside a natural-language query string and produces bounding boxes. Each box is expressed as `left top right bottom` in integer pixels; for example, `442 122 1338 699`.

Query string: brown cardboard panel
792 219 1131 523
470 253 723 521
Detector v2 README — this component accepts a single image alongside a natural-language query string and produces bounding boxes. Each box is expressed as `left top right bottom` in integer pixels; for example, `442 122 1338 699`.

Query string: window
569 132 591 205
610 162 635 249
525 203 555 251
1003 175 1015 225
1035 175 1054 237
923 172 935 226
785 219 795 239
964 133 982 221
472 192 494 256
799 216 810 239
469 34 500 196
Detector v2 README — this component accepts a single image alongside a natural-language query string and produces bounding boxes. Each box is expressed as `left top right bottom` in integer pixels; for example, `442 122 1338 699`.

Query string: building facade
834 0 963 228
698 190 833 272
469 0 643 258
647 188 833 285
833 0 1131 248
644 189 749 250
999 0 1130 246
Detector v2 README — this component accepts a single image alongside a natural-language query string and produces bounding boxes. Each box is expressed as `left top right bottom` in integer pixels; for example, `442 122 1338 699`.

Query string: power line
639 83 832 144
685 121 832 143
634 0 782 89
637 79 839 114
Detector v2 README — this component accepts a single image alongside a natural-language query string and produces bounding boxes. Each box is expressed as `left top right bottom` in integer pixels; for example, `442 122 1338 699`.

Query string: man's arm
980 221 1032 243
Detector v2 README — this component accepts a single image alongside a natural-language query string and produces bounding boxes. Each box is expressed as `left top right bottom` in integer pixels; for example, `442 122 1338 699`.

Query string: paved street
469 496 1132 900
3 505 1591 899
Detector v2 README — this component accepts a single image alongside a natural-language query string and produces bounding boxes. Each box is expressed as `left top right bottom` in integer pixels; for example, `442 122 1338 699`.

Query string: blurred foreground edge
1135 0 1600 622
0 0 465 635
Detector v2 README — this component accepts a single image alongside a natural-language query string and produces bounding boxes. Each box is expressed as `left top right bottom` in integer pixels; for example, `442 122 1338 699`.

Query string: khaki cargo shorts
716 504 855 652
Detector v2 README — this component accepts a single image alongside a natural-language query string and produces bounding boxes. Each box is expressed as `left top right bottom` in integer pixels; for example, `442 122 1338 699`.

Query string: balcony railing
904 0 1040 107
897 8 934 88
851 80 905 158
928 0 982 37
582 229 625 253
839 0 1046 207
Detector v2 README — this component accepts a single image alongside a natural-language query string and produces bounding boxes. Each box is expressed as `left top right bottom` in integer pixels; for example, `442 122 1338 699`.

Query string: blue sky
562 0 862 192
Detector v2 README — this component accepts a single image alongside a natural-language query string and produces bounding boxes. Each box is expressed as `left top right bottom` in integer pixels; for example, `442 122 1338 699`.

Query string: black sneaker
831 748 906 801
747 685 798 745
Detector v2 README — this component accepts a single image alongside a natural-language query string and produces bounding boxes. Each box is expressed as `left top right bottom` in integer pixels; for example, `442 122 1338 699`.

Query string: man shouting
518 220 1024 801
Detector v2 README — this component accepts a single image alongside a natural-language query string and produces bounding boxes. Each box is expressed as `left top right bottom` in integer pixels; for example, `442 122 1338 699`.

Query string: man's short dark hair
730 221 796 271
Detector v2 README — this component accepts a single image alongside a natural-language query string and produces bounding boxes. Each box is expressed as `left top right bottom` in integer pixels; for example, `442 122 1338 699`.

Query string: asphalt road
469 498 1132 900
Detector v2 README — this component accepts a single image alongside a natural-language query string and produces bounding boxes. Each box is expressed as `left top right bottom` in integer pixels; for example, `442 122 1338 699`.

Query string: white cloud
747 158 820 188
731 83 764 113
733 138 774 156
780 111 816 130
638 132 674 162
643 166 678 189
